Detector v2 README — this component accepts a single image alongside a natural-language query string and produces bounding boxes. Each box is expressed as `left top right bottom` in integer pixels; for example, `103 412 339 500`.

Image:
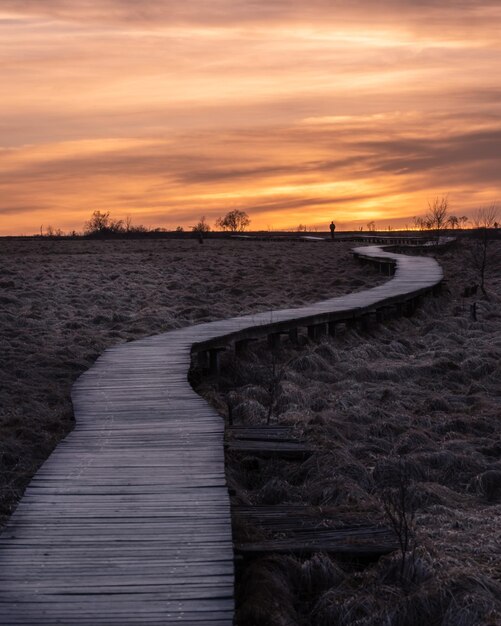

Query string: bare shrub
290 352 330 373
305 475 371 507
407 482 467 510
191 215 211 233
387 584 450 626
378 457 419 589
470 204 500 295
412 450 487 488
231 399 267 424
423 394 452 412
440 573 501 626
314 341 339 362
237 384 270 407
299 553 345 598
368 419 407 439
236 348 296 424
309 395 329 412
237 556 301 626
373 457 427 486
442 601 499 626
313 589 378 626
257 477 298 505
394 430 436 455
335 461 374 491
377 547 435 587
275 381 306 413
470 470 501 502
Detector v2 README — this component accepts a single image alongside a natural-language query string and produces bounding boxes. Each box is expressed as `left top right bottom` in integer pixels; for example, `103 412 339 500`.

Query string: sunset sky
1 1 501 235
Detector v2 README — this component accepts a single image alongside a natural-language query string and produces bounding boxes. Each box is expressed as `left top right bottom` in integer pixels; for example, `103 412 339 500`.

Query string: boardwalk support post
235 338 257 355
346 316 358 330
307 323 327 341
197 350 209 369
209 347 226 375
328 321 337 337
359 311 376 331
267 333 281 350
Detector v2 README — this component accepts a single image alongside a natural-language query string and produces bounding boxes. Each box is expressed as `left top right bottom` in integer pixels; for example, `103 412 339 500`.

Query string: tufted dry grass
198 239 501 626
0 236 383 525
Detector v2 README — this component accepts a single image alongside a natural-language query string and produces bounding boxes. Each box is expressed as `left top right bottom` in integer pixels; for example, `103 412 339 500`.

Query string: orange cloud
1 2 501 234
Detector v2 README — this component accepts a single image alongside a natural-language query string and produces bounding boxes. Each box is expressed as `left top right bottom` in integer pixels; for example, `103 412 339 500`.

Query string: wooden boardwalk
0 245 443 625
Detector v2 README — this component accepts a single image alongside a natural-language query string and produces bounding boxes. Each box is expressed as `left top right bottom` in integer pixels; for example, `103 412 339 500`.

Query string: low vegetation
0 238 382 524
2 233 499 624
195 239 501 625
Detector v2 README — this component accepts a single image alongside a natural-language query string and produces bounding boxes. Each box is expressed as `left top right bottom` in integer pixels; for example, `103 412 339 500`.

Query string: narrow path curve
0 245 443 625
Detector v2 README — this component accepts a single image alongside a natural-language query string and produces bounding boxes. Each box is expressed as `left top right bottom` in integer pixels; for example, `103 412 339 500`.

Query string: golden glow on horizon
1 1 501 234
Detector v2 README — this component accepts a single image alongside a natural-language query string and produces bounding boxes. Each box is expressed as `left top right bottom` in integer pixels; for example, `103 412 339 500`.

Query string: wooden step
234 505 397 557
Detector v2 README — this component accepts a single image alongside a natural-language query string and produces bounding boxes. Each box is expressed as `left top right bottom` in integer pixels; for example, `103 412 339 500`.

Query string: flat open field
0 237 382 524
2 236 500 625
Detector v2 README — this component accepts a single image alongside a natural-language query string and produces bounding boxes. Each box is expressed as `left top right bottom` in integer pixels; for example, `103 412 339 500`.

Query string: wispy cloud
1 1 500 233
3 1 501 31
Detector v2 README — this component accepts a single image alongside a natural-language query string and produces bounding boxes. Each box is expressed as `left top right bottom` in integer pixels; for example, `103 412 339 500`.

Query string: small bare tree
413 216 422 230
248 345 298 425
260 349 295 425
84 210 111 234
380 458 418 589
191 216 211 233
425 196 449 242
470 204 499 295
84 211 125 236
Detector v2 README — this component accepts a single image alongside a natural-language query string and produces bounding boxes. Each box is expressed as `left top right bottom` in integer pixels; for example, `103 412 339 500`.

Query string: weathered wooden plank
226 440 313 459
235 529 398 557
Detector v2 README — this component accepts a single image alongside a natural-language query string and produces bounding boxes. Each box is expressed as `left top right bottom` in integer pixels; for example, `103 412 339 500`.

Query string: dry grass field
195 239 501 626
0 237 383 525
2 236 500 625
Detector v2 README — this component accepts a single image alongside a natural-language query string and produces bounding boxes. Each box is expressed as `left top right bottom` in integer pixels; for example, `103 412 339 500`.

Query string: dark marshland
193 237 501 625
1 234 500 624
0 237 383 524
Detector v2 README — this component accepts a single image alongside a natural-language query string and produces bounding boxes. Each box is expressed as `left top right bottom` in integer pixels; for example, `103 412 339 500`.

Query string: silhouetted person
329 221 336 240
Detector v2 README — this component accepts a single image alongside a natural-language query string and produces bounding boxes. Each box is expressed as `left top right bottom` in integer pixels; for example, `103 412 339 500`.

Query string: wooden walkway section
234 505 399 558
0 244 443 624
226 426 313 459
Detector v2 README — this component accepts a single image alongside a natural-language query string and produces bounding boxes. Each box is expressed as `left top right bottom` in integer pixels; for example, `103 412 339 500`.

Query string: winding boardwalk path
0 245 443 625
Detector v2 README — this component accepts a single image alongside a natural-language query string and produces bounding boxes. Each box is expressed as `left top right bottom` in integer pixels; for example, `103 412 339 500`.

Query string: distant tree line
76 209 252 237
413 197 469 233
37 201 500 253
